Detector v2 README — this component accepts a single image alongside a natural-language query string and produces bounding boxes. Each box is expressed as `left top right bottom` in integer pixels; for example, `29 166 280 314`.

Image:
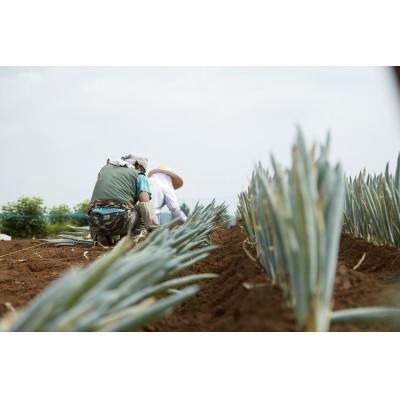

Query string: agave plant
257 133 345 331
238 132 400 331
237 188 256 244
1 202 228 332
41 225 93 246
343 155 400 248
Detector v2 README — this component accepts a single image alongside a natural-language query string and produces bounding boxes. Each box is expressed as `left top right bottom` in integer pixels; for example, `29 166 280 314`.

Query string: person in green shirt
88 154 159 245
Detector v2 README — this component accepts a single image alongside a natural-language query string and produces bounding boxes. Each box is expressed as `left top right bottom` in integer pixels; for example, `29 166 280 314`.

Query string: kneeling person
88 154 158 245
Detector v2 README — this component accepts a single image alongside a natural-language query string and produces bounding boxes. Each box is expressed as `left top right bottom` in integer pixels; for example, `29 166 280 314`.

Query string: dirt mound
331 234 400 331
335 233 400 313
339 233 400 282
0 240 106 317
150 226 295 331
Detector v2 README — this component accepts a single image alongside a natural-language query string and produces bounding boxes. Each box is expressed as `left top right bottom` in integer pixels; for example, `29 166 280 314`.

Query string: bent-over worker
148 165 187 225
88 154 159 245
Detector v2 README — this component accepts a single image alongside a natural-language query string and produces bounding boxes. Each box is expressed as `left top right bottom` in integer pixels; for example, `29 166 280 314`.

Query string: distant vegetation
0 197 90 238
72 200 90 226
48 204 72 225
1 197 48 238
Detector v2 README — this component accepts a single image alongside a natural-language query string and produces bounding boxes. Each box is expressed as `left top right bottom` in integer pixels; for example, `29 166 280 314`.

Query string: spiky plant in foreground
1 202 228 332
343 155 400 248
238 133 400 331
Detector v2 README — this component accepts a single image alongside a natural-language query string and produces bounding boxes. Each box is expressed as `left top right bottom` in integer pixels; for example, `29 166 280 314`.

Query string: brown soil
332 233 400 331
1 228 400 331
150 227 296 331
0 240 106 317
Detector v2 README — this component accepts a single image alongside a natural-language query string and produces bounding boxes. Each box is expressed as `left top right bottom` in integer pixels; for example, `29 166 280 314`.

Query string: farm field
2 134 400 331
2 225 399 331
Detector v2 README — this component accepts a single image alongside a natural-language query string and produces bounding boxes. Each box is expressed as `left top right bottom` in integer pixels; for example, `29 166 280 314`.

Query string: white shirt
149 172 187 223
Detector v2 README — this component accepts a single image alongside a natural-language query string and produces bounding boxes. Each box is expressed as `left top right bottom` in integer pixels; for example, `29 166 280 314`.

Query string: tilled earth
1 227 399 331
0 240 106 317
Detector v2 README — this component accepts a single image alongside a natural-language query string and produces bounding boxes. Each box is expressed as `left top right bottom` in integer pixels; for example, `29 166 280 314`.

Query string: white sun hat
148 165 184 190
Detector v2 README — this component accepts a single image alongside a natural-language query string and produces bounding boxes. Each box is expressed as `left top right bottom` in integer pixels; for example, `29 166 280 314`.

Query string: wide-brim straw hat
148 165 184 190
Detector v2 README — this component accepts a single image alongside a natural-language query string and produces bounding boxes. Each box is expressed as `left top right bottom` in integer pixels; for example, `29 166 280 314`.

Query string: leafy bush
48 204 72 225
72 200 90 226
46 224 73 236
1 197 48 238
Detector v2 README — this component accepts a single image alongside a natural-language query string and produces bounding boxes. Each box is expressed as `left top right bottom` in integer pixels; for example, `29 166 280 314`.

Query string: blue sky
1 67 399 212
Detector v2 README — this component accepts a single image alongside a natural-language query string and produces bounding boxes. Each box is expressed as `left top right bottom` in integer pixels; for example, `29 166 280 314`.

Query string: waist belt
89 200 134 211
90 208 125 215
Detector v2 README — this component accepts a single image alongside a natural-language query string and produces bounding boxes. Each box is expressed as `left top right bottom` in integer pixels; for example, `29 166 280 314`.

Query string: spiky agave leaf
331 307 400 325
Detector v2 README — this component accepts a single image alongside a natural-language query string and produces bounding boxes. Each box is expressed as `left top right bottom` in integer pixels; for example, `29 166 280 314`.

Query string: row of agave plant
237 132 400 331
0 201 229 332
343 155 400 248
40 225 93 245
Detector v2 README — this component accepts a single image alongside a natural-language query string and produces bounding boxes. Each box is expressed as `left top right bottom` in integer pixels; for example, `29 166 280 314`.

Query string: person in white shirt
148 166 188 225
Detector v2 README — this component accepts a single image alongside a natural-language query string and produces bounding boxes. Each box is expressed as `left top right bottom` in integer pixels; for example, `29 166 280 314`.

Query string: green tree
73 200 90 226
1 197 48 238
49 204 72 225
